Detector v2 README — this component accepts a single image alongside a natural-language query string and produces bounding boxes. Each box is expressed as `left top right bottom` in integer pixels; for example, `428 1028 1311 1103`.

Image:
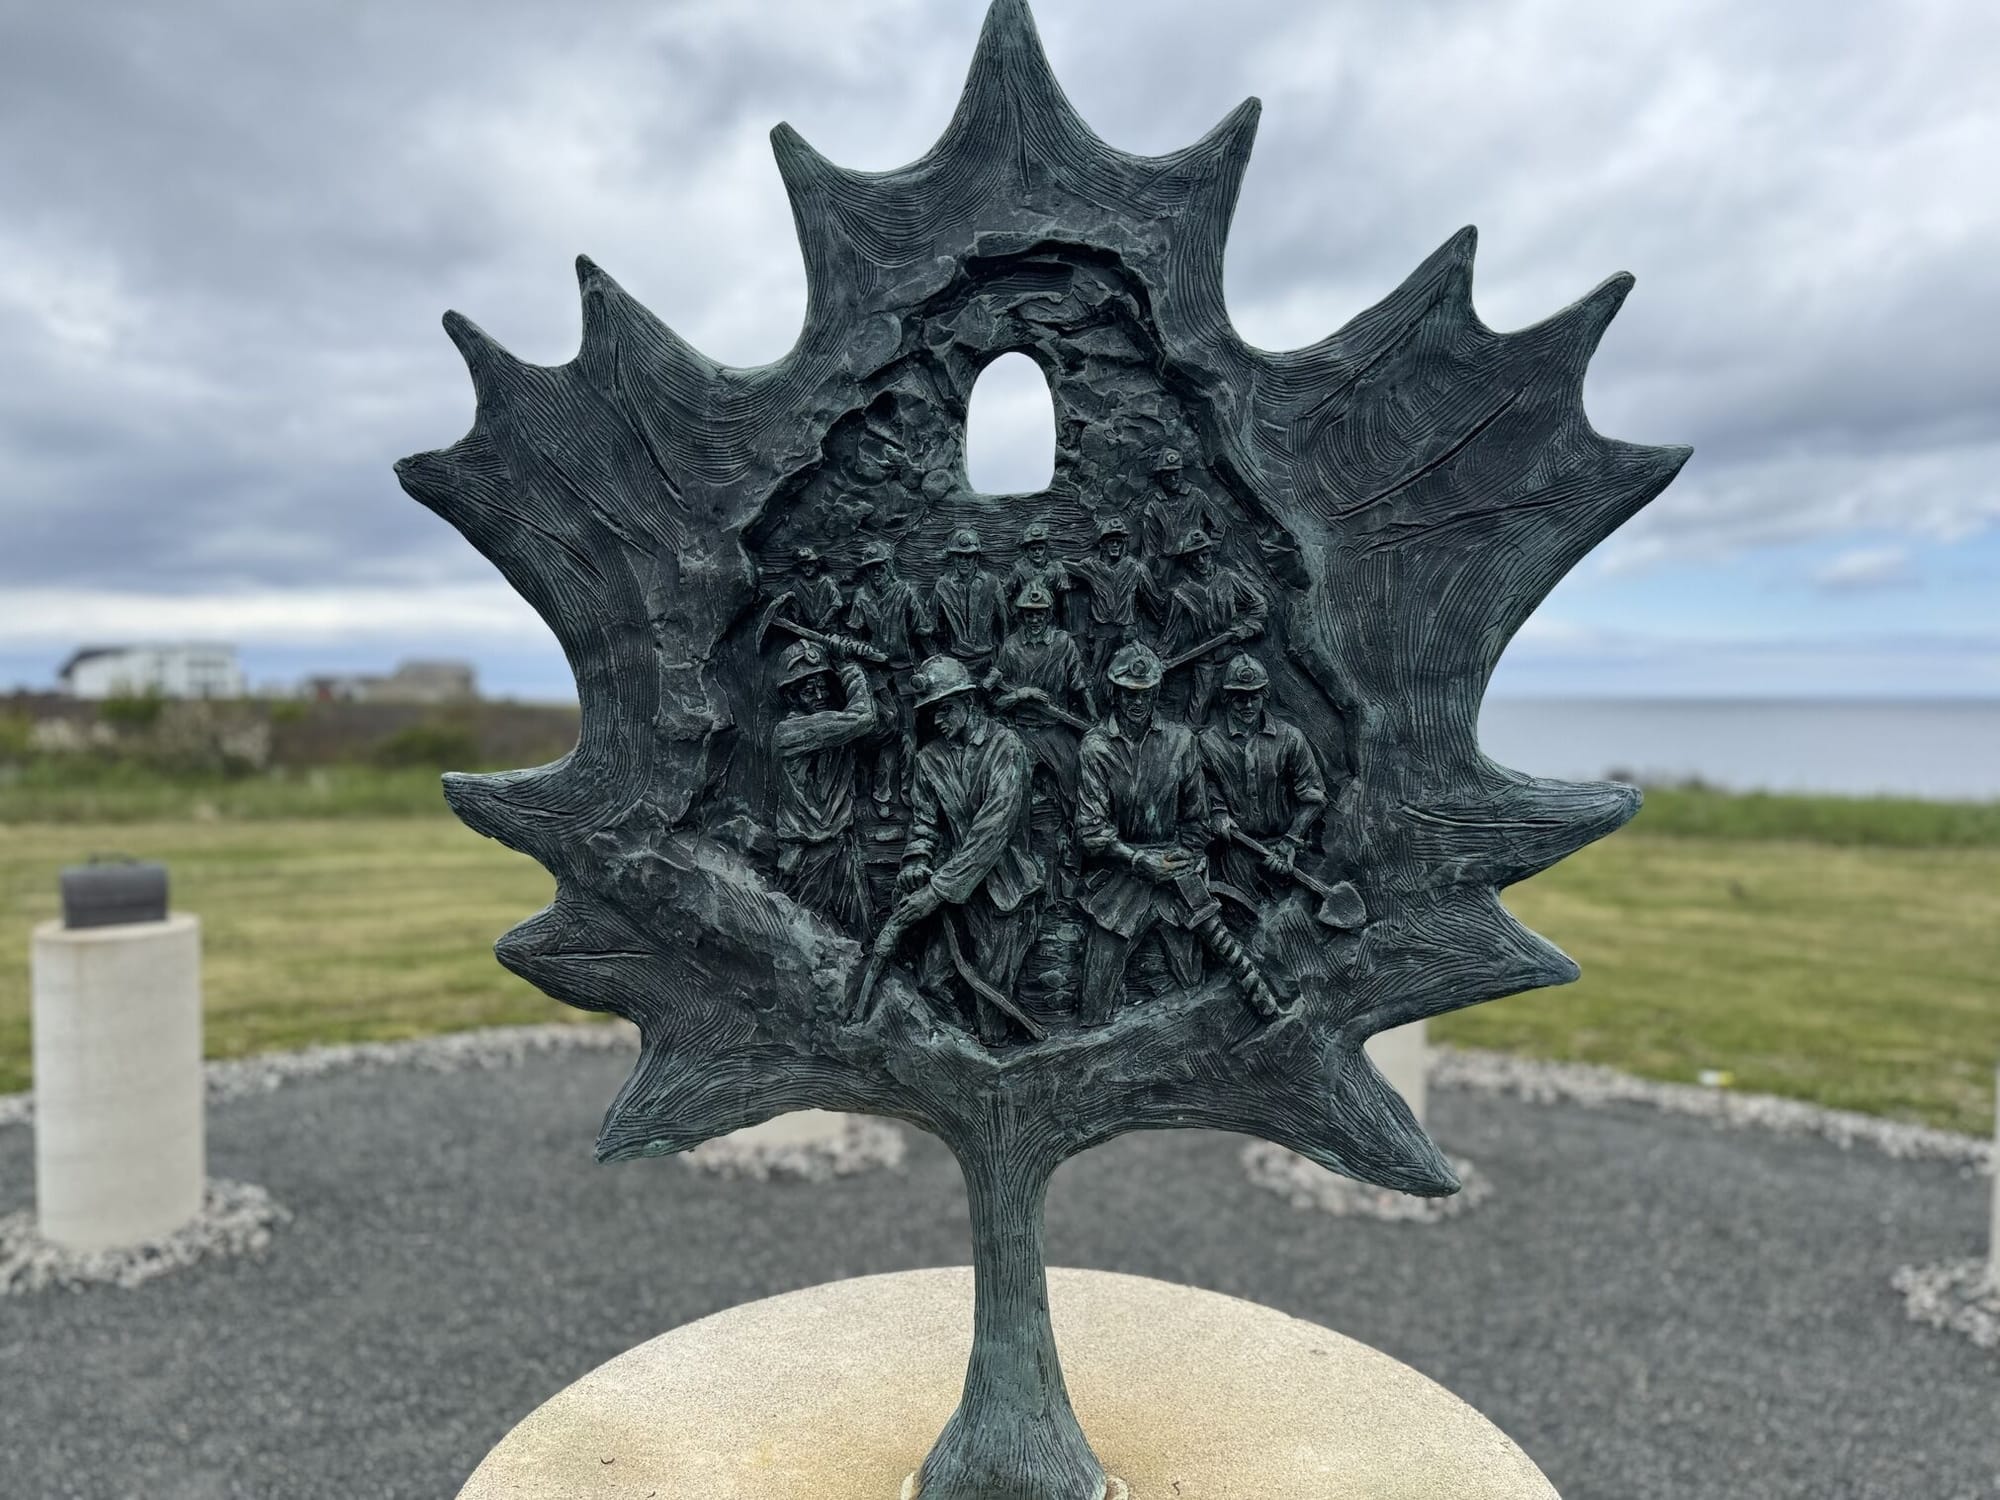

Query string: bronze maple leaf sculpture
397 4 1686 1496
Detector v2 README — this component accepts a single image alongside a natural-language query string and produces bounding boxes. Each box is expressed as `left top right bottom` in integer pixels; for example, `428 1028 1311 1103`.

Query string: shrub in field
370 721 479 769
0 712 33 760
98 691 166 730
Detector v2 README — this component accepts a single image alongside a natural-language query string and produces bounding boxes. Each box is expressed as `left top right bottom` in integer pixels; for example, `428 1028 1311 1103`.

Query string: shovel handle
1226 828 1335 901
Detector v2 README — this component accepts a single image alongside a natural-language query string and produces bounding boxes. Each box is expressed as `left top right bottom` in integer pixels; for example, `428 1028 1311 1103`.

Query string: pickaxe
755 591 887 663
992 683 1092 733
1159 629 1244 674
1226 828 1367 930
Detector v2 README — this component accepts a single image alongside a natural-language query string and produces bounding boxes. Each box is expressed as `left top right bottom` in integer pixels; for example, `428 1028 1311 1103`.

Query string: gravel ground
0 1042 1992 1500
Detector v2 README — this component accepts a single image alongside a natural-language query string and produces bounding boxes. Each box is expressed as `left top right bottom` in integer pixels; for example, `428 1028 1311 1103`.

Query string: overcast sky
0 0 1992 699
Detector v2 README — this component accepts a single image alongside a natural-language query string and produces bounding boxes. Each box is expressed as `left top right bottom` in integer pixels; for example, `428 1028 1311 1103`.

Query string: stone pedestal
456 1267 1558 1498
1367 1018 1429 1124
31 915 204 1251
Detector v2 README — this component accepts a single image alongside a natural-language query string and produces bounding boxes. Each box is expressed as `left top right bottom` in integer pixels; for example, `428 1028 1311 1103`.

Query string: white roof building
58 643 247 700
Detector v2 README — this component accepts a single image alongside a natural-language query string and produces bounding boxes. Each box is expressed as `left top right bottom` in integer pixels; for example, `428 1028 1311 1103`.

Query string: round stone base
456 1267 1558 1499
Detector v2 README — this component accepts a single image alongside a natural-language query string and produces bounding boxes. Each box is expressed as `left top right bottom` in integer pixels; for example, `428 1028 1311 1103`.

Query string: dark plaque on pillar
398 3 1686 1496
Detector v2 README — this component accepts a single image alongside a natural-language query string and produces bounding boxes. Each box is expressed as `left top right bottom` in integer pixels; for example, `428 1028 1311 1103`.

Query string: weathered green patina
398 4 1686 1495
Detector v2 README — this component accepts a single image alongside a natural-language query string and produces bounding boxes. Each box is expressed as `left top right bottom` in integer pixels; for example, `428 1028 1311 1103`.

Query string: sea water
1477 699 2000 801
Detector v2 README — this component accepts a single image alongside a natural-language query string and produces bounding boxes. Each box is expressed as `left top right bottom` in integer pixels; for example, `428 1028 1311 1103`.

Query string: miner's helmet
945 527 983 555
1096 515 1131 542
911 654 978 708
1020 520 1052 546
1222 653 1270 694
857 539 894 568
1014 579 1054 612
1170 527 1214 558
794 545 820 566
1153 446 1185 474
779 640 833 687
1105 641 1164 690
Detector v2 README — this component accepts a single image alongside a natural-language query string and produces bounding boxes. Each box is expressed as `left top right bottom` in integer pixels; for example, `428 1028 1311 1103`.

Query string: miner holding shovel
1200 652 1367 931
1075 642 1282 1027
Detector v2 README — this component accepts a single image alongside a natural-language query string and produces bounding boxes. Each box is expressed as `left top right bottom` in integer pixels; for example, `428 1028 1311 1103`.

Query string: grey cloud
0 0 1992 630
1811 545 1916 593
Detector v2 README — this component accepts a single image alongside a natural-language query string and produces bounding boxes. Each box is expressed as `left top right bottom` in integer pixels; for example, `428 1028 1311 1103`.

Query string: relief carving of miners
930 527 1010 674
888 655 1045 1046
1161 527 1268 725
1074 643 1281 1027
1069 515 1161 683
1199 653 1327 905
846 538 932 807
751 439 1341 1047
769 639 878 941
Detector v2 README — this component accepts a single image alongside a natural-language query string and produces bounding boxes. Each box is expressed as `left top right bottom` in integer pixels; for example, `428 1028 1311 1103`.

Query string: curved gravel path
0 1036 1990 1500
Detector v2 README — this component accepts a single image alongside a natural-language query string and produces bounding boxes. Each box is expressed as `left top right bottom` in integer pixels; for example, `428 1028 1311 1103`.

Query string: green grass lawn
1 782 1996 1133
1448 834 2000 1132
0 817 572 1095
0 763 463 823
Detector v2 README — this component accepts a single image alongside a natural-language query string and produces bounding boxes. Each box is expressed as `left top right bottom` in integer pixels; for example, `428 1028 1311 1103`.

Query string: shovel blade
1314 879 1368 930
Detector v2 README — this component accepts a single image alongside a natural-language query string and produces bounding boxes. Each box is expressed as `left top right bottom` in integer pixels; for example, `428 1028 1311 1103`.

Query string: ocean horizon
1477 697 2000 802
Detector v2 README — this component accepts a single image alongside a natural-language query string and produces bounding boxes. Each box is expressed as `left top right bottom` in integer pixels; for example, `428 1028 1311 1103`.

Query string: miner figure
1075 643 1281 1026
1005 519 1074 623
989 579 1096 897
770 639 878 940
790 545 844 631
1162 528 1267 725
929 527 1009 675
890 655 1044 1046
1069 515 1160 684
988 580 1096 793
846 538 931 806
1139 446 1218 586
1199 653 1328 905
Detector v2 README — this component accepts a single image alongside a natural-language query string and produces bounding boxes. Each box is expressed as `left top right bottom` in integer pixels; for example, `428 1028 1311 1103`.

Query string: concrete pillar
1366 1018 1429 1126
31 914 204 1251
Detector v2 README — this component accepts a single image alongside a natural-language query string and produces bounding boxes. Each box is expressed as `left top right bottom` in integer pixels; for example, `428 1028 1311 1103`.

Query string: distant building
302 658 479 705
58 643 246 700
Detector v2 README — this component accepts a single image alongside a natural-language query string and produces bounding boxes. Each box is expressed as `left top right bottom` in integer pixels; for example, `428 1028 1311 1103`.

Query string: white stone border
0 1027 1989 1176
1890 1259 2000 1353
1431 1046 1992 1170
683 1116 908 1182
0 1178 289 1296
1243 1141 1492 1223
